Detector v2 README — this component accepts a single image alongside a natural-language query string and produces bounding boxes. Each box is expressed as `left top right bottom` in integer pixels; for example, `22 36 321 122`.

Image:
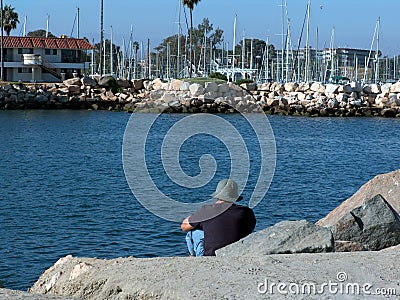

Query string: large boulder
310 82 325 93
390 81 400 93
98 76 115 88
205 81 219 93
317 169 400 227
216 220 334 257
325 84 339 95
331 194 400 251
132 79 145 91
189 83 204 97
116 78 131 88
63 77 81 87
80 76 97 87
284 82 298 92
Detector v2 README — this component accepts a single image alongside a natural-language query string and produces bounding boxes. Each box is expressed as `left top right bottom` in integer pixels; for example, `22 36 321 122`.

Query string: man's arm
181 216 195 232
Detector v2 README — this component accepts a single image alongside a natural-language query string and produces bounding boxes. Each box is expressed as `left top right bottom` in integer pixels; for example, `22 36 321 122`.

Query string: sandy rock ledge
27 252 400 299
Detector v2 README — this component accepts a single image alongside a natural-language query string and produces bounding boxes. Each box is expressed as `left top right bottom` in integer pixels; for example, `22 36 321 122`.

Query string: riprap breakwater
2 77 400 117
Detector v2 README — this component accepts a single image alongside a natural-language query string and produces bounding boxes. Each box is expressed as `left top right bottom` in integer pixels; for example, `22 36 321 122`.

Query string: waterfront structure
2 35 94 82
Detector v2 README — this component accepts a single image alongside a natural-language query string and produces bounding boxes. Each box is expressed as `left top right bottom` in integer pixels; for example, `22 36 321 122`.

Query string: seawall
2 77 400 117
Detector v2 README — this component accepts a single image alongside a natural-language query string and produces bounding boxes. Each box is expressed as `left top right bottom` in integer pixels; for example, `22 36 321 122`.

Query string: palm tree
2 4 19 36
182 0 201 77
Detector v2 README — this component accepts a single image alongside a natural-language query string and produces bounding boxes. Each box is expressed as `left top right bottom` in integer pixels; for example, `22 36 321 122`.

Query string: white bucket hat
210 179 243 202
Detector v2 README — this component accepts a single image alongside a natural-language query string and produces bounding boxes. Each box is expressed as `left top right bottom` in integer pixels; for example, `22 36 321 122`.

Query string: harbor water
1 110 400 290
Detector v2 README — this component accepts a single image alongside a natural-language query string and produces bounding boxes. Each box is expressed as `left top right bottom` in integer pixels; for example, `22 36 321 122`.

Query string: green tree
27 29 56 38
182 0 201 77
2 4 19 36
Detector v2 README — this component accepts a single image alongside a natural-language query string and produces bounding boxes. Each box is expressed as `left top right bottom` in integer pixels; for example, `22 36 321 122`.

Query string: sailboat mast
177 0 181 78
110 26 114 75
305 0 311 82
77 7 80 38
46 14 50 38
281 0 285 82
242 33 245 69
99 0 104 76
233 14 237 72
375 17 380 83
23 15 27 37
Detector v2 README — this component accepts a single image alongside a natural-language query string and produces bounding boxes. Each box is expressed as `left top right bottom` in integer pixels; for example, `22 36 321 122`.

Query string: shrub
236 78 254 85
209 72 228 81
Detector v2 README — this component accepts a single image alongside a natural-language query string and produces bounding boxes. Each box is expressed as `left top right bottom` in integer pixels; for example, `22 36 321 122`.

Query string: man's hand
181 216 195 232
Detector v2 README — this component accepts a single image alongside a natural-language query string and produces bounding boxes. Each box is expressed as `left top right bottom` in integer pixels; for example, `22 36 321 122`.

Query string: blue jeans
185 229 204 256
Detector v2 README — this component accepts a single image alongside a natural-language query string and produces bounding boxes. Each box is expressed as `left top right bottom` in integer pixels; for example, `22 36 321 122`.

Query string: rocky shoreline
2 77 400 117
2 169 399 299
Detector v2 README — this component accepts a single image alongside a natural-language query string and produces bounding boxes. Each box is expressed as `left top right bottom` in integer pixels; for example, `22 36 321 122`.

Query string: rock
27 253 400 300
218 83 229 93
336 93 349 102
116 78 131 88
334 241 370 252
240 82 257 91
67 85 81 95
365 84 381 94
80 76 97 87
328 98 339 108
98 76 115 88
161 92 176 103
271 82 284 92
35 95 48 103
216 220 333 257
325 84 339 95
284 82 298 92
331 194 400 251
310 82 325 93
63 77 81 87
381 83 392 94
380 244 400 252
180 81 190 91
169 79 181 91
297 82 310 92
267 98 279 106
205 82 219 93
152 78 163 90
0 280 4 288
132 79 144 91
149 90 164 101
317 169 400 227
189 83 204 97
338 84 353 94
381 108 397 117
350 81 362 93
390 81 400 93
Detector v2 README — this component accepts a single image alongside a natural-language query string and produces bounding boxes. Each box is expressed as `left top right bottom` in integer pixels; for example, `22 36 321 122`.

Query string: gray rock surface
0 288 75 299
216 220 334 257
332 194 400 250
28 253 400 299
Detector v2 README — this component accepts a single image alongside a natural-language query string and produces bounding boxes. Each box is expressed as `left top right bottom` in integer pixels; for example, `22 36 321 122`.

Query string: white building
2 36 94 82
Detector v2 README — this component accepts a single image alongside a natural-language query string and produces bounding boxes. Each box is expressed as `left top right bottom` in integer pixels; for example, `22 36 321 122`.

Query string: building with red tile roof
2 36 94 82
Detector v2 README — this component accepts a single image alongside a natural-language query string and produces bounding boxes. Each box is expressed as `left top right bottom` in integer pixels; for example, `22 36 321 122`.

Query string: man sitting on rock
181 179 256 256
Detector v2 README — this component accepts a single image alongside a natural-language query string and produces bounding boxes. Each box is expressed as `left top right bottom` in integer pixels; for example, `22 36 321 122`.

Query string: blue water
1 110 400 291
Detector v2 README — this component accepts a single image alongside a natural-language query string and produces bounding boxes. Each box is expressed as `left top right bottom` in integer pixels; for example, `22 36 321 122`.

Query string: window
18 67 32 73
18 48 34 54
45 49 58 55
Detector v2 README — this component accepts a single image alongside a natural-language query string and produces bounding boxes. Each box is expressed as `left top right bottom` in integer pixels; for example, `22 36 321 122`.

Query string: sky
9 0 400 56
